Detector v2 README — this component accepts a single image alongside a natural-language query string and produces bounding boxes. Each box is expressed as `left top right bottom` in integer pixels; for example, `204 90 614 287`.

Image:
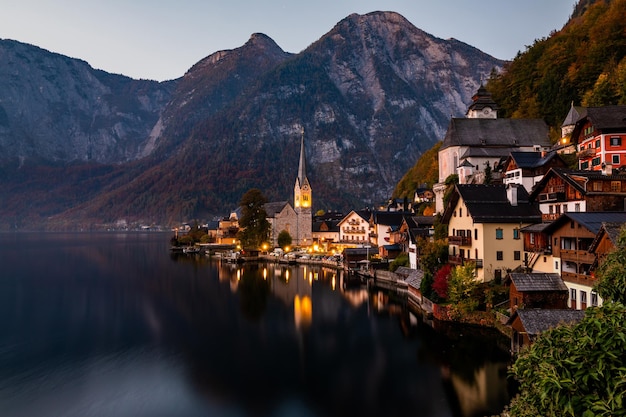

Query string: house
395 216 436 269
520 222 558 274
369 211 408 253
541 212 626 309
508 309 585 354
507 272 568 312
571 105 626 171
434 86 551 212
312 212 342 252
337 210 372 247
216 213 240 245
441 183 542 282
529 167 626 221
501 151 568 193
588 222 625 266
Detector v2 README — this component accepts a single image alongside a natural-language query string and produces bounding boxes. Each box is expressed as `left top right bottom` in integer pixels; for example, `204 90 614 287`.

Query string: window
459 208 462 217
581 291 587 305
581 161 589 170
563 204 568 213
595 139 601 149
496 251 503 260
591 291 598 306
496 228 503 239
570 288 577 301
593 181 603 191
474 229 478 240
610 136 622 146
613 154 620 164
513 228 520 240
514 251 521 261
575 203 581 212
611 181 621 192
530 233 535 244
592 157 601 166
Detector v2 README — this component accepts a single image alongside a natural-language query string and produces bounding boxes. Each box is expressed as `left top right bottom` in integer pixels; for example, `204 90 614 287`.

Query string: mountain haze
0 12 503 229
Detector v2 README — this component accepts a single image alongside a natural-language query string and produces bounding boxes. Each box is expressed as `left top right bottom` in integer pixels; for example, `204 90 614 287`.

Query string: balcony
537 192 566 202
448 256 483 268
578 148 596 159
542 213 561 221
448 235 472 246
561 271 596 286
560 249 596 264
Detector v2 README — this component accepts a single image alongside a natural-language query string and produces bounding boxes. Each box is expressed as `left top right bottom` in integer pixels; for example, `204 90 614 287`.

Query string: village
172 86 626 355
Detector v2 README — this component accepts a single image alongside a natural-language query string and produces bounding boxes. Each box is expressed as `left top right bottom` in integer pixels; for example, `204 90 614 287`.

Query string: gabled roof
509 273 568 292
543 212 626 236
442 184 542 224
509 309 585 336
371 210 408 227
573 105 626 133
529 167 626 200
506 151 564 170
561 102 586 127
589 222 625 253
337 209 371 226
264 201 292 217
441 118 550 151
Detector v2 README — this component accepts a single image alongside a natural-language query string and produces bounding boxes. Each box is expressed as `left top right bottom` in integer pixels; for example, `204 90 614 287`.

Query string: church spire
297 127 307 186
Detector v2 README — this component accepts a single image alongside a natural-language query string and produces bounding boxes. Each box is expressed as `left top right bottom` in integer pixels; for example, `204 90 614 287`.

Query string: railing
561 271 596 286
542 213 561 221
560 249 596 264
448 256 483 268
448 235 472 246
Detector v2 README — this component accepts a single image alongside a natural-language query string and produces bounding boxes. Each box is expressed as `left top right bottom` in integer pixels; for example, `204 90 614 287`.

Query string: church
265 130 313 248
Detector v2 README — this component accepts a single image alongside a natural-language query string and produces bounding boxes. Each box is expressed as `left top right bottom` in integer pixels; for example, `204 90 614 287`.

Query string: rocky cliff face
0 12 504 228
0 39 175 164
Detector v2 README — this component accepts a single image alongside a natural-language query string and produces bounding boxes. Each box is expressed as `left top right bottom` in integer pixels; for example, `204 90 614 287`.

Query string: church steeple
294 128 311 209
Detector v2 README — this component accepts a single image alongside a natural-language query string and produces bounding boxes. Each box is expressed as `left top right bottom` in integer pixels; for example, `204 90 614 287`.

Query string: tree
447 262 478 312
237 188 270 249
594 226 626 304
277 230 292 250
505 302 626 417
432 264 452 299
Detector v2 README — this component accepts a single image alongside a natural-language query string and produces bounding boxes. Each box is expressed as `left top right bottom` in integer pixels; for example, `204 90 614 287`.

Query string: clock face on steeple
483 107 491 115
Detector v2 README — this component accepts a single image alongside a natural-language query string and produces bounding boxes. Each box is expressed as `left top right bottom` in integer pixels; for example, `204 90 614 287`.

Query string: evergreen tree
237 188 270 249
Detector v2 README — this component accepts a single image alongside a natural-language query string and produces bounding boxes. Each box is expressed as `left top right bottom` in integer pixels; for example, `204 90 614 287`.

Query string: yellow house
441 184 542 282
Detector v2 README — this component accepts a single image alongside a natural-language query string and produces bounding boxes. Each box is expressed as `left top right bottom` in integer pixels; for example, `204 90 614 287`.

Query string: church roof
467 84 499 112
265 201 291 217
441 118 550 151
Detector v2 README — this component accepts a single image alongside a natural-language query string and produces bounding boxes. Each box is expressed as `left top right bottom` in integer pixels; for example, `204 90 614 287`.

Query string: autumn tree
237 188 270 249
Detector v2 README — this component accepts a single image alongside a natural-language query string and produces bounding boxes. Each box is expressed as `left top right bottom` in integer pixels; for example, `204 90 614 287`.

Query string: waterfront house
541 212 626 309
396 216 436 269
529 167 626 221
369 211 408 253
507 272 568 312
312 211 342 252
337 210 372 247
441 183 542 282
508 309 585 354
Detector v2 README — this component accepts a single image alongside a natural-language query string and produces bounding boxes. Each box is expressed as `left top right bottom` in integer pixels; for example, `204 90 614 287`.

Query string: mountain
0 12 503 229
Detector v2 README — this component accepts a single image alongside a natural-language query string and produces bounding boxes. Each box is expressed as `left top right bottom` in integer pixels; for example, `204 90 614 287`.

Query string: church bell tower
294 128 312 246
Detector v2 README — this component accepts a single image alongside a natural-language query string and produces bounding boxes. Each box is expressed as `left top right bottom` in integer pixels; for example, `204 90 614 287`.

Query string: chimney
602 163 612 175
507 184 518 207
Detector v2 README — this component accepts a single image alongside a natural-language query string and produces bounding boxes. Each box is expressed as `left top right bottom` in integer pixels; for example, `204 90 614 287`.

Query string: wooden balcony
542 213 561 221
561 271 596 286
448 256 483 268
448 235 472 246
560 249 596 264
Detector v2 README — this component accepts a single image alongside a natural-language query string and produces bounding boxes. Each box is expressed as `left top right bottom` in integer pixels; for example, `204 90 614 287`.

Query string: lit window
611 181 621 192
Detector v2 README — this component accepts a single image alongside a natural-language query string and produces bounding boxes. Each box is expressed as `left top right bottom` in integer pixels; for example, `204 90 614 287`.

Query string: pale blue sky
1 0 576 81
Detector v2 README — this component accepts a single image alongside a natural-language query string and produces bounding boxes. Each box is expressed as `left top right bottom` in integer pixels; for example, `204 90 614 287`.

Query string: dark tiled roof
589 222 625 253
544 212 626 235
441 118 550 150
514 309 585 335
444 184 542 223
264 201 290 216
508 151 561 169
371 211 408 226
561 103 586 127
583 106 626 130
509 273 568 292
520 222 553 233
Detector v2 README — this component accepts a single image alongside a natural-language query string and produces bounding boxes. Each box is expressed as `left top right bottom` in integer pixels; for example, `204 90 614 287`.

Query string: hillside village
175 85 626 352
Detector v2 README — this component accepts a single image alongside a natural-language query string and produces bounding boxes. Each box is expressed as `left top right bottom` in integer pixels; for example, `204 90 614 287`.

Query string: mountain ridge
0 11 503 229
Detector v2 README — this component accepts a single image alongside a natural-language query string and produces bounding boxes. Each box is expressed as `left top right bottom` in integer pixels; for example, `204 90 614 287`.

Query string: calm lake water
0 232 512 417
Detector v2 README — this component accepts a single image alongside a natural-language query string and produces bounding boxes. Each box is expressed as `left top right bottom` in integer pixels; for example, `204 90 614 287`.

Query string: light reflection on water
0 232 512 417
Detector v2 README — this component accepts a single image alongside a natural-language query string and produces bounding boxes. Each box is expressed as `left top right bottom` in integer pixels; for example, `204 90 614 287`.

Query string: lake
0 232 512 417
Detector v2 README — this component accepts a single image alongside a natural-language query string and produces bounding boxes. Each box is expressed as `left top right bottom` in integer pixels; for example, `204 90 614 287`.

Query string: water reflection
0 233 512 417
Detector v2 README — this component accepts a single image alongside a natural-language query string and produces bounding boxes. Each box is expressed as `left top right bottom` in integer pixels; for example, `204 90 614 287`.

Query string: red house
572 106 626 172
